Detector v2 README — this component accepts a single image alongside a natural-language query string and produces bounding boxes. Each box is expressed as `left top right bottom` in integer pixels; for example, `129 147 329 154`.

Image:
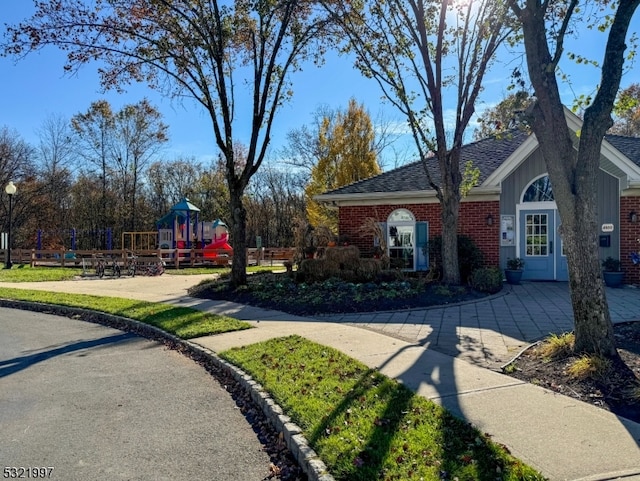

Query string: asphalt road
0 307 273 481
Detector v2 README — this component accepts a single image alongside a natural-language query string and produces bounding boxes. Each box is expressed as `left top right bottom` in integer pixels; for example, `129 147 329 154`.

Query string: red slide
203 238 233 258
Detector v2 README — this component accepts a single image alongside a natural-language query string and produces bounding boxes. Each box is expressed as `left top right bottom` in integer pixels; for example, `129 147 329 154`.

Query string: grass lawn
0 287 250 339
0 265 84 282
0 264 282 282
222 336 545 481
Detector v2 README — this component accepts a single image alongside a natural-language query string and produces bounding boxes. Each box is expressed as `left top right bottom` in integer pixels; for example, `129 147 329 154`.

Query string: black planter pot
505 269 523 285
603 271 624 288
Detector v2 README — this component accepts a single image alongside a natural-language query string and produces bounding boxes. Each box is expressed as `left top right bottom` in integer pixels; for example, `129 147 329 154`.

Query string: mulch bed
189 279 488 316
506 322 640 423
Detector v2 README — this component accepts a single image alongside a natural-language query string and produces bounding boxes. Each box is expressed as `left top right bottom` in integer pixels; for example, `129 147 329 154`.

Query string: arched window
388 208 415 222
523 175 554 202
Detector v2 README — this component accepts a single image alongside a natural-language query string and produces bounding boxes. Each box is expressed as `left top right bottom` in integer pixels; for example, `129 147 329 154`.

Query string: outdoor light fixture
486 213 494 226
4 181 16 269
630 211 638 224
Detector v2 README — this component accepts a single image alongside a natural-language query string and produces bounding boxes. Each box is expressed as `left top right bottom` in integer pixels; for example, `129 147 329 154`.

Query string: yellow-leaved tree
305 99 381 232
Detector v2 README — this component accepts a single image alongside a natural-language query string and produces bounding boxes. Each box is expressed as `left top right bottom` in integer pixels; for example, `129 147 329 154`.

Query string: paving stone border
0 298 335 481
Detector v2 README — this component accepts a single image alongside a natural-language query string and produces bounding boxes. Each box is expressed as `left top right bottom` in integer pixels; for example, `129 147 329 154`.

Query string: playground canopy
157 197 201 229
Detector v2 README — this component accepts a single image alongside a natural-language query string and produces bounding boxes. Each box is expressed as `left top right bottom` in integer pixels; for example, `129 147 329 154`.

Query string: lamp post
4 181 16 269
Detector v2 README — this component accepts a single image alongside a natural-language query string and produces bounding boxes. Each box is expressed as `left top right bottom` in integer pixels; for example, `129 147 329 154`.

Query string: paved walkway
2 277 640 480
322 282 640 370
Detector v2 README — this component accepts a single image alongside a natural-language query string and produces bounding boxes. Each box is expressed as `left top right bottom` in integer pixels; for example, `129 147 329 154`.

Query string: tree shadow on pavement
377 318 466 422
0 332 137 378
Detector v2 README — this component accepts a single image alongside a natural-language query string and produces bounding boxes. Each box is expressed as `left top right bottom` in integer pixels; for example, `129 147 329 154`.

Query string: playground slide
203 239 233 259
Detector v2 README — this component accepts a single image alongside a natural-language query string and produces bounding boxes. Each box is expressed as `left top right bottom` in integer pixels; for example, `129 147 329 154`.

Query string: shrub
470 267 503 294
296 256 382 284
428 235 485 283
602 256 621 272
506 257 525 270
324 245 360 263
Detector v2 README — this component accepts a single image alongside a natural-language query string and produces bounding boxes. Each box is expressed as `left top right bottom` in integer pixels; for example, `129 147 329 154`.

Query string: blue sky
1 2 640 168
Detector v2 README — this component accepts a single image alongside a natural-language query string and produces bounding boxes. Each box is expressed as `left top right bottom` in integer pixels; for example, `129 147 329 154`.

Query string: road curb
0 299 335 481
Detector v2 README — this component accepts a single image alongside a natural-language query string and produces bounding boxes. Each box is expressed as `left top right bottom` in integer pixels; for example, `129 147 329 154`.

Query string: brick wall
338 200 500 268
620 197 640 285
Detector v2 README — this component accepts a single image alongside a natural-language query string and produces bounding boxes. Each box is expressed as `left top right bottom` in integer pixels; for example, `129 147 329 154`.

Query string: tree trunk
440 197 460 284
439 150 462 285
568 255 617 356
229 188 247 288
560 189 617 356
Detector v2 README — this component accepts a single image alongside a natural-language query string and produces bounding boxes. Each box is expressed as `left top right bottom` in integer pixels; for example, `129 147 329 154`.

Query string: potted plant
505 257 525 285
602 256 624 288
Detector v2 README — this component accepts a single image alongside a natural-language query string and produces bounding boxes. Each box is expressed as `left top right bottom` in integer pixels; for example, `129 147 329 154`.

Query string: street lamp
5 181 16 269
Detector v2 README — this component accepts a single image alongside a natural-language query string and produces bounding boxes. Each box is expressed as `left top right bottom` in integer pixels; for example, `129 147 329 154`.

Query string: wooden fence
0 247 298 270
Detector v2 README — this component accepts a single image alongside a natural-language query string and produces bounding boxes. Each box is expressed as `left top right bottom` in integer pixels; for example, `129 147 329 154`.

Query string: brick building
315 110 640 285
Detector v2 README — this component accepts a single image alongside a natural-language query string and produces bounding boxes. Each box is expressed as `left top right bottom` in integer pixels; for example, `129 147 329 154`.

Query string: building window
523 175 554 202
388 209 415 269
525 213 549 256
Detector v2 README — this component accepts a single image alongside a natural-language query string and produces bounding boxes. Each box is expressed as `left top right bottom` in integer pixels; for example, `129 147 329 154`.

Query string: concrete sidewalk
2 276 640 479
193 318 640 481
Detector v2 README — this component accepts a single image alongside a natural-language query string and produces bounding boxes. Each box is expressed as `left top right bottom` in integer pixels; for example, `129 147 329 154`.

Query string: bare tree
0 127 38 247
70 100 116 247
112 99 168 231
245 164 306 247
4 0 332 287
35 115 77 243
146 158 203 218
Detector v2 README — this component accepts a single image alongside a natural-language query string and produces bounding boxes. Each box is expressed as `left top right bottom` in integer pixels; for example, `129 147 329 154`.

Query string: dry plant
567 355 612 381
312 224 335 248
298 246 381 283
292 215 313 264
359 217 389 268
622 382 640 403
537 332 575 361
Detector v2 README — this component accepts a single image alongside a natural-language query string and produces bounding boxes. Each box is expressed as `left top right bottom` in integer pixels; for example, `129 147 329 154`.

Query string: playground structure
22 197 243 269
156 198 232 261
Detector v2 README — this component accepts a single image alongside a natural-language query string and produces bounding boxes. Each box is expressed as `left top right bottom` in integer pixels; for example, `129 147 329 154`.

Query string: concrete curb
0 299 335 481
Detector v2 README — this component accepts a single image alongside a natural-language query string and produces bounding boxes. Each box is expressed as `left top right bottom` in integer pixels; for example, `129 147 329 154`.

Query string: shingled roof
318 129 640 199
605 134 640 167
321 129 530 196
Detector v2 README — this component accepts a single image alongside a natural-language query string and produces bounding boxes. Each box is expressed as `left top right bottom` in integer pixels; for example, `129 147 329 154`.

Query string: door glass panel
525 213 548 256
388 225 414 269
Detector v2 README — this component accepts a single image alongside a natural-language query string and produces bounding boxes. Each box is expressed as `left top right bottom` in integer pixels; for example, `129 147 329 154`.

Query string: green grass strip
0 266 84 282
0 287 251 339
0 264 283 281
222 336 545 481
